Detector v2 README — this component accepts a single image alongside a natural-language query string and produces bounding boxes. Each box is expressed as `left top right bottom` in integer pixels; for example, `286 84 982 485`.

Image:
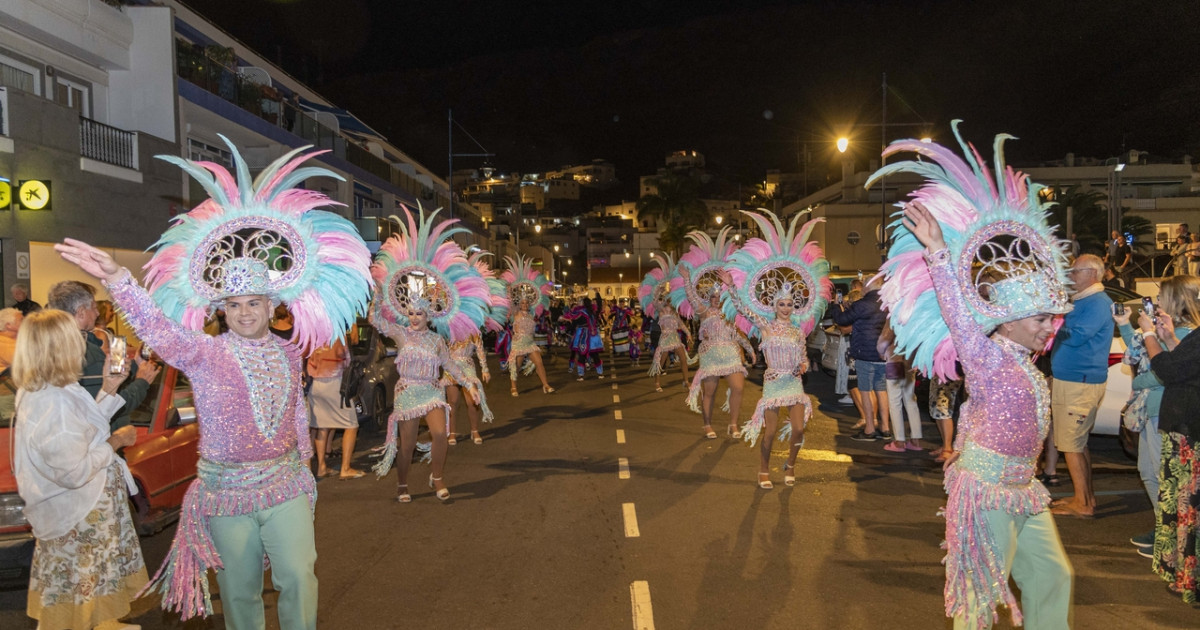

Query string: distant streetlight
837 137 850 153
920 137 933 144
715 215 723 225
553 244 560 252
624 250 631 259
534 224 542 234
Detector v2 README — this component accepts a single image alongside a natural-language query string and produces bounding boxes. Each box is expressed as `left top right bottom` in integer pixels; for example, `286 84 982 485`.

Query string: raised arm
679 266 706 313
719 269 769 329
472 335 490 382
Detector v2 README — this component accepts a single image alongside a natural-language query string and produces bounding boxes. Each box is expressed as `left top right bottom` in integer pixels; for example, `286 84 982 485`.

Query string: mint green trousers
210 495 318 630
953 509 1073 630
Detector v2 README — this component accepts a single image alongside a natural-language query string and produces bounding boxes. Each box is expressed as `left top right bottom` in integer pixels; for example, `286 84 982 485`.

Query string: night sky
182 0 1200 193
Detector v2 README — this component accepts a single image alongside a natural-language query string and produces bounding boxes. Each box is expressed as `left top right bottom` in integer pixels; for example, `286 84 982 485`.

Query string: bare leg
860 387 877 435
760 407 780 474
700 376 719 433
462 384 482 434
395 419 421 490
725 372 746 434
850 386 866 428
426 408 449 494
340 428 361 475
678 350 690 385
313 428 330 476
530 351 552 390
937 417 955 458
873 389 891 433
1059 450 1095 514
786 404 806 465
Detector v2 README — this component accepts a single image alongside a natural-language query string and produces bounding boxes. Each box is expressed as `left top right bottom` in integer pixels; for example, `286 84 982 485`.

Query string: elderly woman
12 309 145 630
1138 275 1200 604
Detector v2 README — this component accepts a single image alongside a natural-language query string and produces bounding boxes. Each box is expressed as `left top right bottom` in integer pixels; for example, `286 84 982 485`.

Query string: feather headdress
370 207 491 342
669 227 750 332
724 208 832 337
501 254 552 316
637 253 675 319
870 121 1072 380
144 135 371 352
469 249 511 332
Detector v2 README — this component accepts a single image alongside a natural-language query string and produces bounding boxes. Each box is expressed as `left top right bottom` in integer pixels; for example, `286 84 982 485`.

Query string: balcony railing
80 116 138 169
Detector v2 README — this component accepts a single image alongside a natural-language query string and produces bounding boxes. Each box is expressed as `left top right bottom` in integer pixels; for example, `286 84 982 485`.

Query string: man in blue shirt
1049 254 1113 518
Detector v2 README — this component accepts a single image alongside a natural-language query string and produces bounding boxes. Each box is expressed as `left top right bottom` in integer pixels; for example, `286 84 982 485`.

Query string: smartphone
1112 302 1126 316
109 335 128 374
836 291 844 304
1142 297 1155 317
139 345 153 361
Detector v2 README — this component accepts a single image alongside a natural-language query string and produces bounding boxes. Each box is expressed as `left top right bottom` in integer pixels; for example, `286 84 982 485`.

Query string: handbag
884 360 907 380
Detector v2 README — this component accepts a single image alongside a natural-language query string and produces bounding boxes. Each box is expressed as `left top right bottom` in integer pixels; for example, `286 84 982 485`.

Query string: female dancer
443 332 491 445
503 255 555 395
640 255 691 391
720 209 831 488
875 126 1073 628
674 228 755 439
371 209 491 502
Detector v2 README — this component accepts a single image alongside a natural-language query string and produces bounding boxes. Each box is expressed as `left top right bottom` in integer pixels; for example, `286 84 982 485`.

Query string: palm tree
636 174 710 256
1047 185 1108 255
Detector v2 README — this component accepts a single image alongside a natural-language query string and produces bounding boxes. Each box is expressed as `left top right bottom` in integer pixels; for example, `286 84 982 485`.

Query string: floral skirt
28 461 148 630
1154 431 1199 604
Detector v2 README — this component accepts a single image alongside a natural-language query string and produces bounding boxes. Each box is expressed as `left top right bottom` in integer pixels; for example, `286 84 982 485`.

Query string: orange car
0 365 199 588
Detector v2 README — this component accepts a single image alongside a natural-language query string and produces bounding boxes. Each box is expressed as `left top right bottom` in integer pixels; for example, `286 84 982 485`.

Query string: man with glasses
1049 254 1113 518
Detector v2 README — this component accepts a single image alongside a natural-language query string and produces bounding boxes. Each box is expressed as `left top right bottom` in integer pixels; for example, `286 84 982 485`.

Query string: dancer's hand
901 202 947 252
55 238 124 282
481 371 491 384
1156 311 1178 346
717 269 734 286
469 385 482 405
942 450 960 471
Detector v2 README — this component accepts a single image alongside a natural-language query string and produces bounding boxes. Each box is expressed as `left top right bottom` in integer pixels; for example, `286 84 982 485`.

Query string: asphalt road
2 350 1195 629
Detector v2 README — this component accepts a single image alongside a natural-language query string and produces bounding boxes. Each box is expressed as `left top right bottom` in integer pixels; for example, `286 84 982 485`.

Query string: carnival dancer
720 209 832 488
610 300 634 363
563 296 606 380
56 140 373 628
873 123 1074 629
640 254 691 391
369 208 490 502
444 251 509 445
673 228 756 439
503 255 556 394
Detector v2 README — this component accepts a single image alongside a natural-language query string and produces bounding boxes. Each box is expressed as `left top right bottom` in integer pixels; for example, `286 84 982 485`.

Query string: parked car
1096 284 1143 458
0 364 200 588
348 319 399 434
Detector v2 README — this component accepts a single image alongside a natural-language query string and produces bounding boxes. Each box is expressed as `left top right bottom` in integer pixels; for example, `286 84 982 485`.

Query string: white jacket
13 383 133 539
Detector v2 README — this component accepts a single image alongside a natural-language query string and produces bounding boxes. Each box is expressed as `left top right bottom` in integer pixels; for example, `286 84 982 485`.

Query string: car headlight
0 493 29 529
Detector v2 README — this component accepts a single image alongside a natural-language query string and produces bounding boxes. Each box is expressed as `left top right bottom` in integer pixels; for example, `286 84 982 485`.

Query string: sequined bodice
659 311 681 333
448 339 474 362
513 313 535 339
394 328 444 384
699 315 738 346
760 327 805 376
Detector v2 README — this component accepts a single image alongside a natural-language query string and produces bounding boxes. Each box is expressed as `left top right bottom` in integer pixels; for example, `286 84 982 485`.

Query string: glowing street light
837 137 850 153
715 215 724 225
553 244 560 252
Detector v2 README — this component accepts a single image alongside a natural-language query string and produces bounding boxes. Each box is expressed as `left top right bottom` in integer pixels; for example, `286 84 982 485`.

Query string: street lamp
619 272 624 296
715 215 723 226
837 137 849 153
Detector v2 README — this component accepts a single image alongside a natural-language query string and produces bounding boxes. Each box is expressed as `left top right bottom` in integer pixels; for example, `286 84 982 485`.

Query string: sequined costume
684 275 753 412
648 308 689 377
442 335 494 422
107 272 315 620
370 311 480 476
927 249 1057 628
732 299 812 446
508 311 541 379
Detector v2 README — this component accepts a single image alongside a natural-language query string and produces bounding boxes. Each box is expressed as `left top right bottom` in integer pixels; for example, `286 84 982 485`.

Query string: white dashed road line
630 581 655 629
613 394 621 403
616 429 626 444
618 457 630 479
622 503 640 537
614 410 623 420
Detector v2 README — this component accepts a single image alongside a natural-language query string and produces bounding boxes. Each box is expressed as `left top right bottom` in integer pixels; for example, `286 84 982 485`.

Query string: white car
1094 285 1144 457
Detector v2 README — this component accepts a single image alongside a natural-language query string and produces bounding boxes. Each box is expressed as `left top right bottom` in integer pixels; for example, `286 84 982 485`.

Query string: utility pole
447 109 493 221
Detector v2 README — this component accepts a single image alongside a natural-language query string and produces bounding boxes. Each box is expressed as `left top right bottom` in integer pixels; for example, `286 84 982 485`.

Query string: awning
297 97 386 141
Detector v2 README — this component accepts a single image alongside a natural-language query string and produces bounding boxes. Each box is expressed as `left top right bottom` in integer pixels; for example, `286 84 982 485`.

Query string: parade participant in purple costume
873 122 1074 629
502 255 556 394
720 208 832 489
369 208 490 502
56 139 372 628
640 254 691 391
562 296 606 381
672 227 756 439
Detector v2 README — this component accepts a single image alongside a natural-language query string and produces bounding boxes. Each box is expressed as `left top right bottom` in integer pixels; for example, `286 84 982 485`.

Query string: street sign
0 180 9 209
18 179 50 210
15 252 29 279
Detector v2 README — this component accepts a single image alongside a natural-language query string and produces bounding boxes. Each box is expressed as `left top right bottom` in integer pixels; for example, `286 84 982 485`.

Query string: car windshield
0 369 14 429
128 368 166 427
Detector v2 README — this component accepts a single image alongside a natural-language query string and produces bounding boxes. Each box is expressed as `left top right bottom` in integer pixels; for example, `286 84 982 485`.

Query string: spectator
1115 275 1199 557
270 303 294 340
1111 231 1133 289
1188 233 1200 277
10 283 40 315
1049 253 1114 518
928 375 962 463
0 307 20 370
833 275 891 441
1102 265 1123 289
12 309 146 630
1139 276 1200 604
47 281 159 431
93 299 116 346
1069 232 1081 258
879 323 923 452
308 336 365 478
1170 234 1191 276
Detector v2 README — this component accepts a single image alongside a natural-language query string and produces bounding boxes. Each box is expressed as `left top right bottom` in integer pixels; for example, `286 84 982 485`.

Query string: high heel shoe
727 424 743 439
757 472 773 490
702 425 718 439
446 434 457 446
782 463 796 487
429 474 450 501
396 484 411 503
543 386 555 394
471 431 483 445
510 386 519 397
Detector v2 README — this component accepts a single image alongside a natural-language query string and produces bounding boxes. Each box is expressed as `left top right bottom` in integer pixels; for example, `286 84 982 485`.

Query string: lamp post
446 109 493 221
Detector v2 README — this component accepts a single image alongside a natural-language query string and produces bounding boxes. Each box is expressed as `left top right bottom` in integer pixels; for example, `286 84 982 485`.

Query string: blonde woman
12 309 146 630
